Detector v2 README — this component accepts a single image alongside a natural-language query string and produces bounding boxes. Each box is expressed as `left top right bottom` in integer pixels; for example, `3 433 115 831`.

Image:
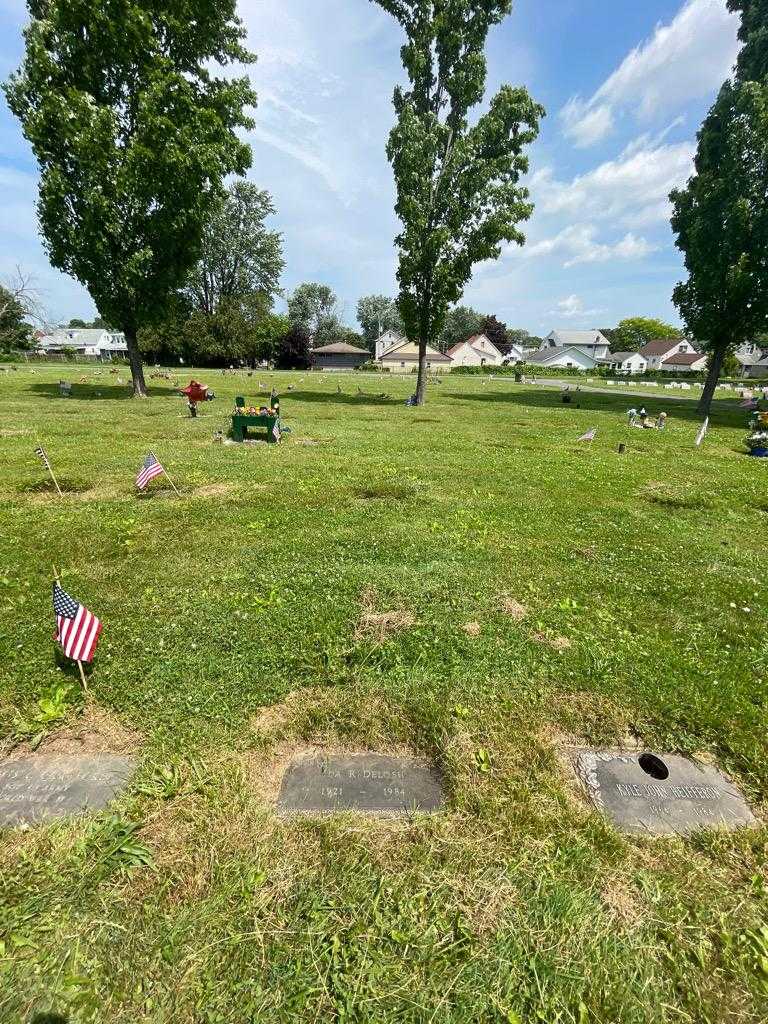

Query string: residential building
378 337 452 373
747 355 768 379
374 330 405 361
661 351 708 373
526 347 599 371
446 333 505 368
312 341 371 371
541 330 611 361
596 351 648 375
36 328 127 358
637 337 698 370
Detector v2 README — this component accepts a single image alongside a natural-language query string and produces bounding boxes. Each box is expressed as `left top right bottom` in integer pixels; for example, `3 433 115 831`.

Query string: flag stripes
136 452 165 490
53 582 103 663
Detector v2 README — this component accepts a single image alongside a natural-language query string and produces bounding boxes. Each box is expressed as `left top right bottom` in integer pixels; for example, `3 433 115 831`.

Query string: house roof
313 341 370 355
610 351 643 362
663 352 705 365
527 347 593 365
639 338 690 357
548 330 608 347
380 339 452 361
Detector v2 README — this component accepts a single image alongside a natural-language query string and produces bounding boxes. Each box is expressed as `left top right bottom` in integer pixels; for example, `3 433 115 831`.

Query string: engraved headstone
574 750 756 836
278 753 444 816
0 755 135 827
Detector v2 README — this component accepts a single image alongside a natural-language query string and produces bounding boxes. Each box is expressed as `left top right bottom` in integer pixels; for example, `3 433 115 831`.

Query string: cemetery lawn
1 364 767 1024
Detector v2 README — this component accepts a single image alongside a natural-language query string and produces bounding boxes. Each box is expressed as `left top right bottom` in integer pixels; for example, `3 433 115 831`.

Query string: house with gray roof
36 328 127 358
541 330 611 361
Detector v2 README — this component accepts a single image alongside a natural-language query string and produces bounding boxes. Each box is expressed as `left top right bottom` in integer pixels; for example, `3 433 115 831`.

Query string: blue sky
0 0 741 334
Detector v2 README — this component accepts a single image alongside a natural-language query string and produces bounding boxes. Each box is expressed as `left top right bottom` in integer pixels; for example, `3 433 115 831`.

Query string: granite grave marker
574 750 756 836
0 754 135 827
278 753 444 816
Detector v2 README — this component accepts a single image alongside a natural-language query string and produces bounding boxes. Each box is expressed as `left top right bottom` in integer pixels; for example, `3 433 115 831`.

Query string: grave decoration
0 754 135 828
278 753 444 816
180 380 215 418
745 397 768 457
574 750 756 836
231 393 281 443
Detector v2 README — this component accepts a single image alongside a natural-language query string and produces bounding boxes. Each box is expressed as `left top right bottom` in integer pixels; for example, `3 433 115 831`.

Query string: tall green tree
480 314 510 353
288 283 343 346
185 181 284 316
609 317 683 353
5 0 256 396
356 294 404 348
440 305 483 349
670 0 768 415
0 285 33 352
373 0 543 403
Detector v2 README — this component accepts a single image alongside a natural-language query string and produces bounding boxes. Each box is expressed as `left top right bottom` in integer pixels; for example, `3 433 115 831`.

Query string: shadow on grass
284 390 396 407
444 387 744 426
27 382 176 401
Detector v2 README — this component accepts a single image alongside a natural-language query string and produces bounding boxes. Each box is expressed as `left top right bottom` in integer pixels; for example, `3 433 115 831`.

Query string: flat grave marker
0 755 135 828
574 750 756 836
278 753 444 817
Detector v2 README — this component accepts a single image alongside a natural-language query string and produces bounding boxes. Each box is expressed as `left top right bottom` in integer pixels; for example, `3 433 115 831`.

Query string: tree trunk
697 343 726 416
125 328 147 397
415 337 428 405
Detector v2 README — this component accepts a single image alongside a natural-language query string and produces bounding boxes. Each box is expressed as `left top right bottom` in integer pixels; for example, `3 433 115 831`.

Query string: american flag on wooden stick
577 427 597 441
136 451 164 490
53 581 103 663
35 445 52 470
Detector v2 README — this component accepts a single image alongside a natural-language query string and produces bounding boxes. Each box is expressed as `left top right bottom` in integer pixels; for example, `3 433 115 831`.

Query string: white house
374 330 406 361
637 337 698 370
541 330 611 361
596 350 648 375
445 333 505 368
660 351 708 373
377 336 452 373
526 346 599 371
36 328 127 358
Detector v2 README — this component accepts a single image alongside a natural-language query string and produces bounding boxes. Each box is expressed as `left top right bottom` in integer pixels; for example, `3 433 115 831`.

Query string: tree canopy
5 0 257 395
356 295 404 347
609 317 683 352
670 0 768 413
184 181 284 316
439 306 484 350
0 284 33 353
288 283 344 346
373 0 543 403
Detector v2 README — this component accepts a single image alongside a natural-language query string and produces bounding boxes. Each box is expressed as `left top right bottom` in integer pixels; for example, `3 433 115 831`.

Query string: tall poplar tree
373 0 543 403
670 0 768 415
5 1 256 396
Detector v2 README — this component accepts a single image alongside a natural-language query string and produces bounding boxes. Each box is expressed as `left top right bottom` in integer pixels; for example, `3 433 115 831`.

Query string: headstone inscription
0 755 135 828
278 753 444 817
574 750 756 836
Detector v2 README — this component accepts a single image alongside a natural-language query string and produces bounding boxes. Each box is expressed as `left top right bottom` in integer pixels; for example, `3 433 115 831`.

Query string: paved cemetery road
526 377 744 404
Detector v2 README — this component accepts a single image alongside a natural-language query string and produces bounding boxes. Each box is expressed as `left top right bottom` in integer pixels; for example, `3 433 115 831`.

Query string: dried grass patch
601 876 645 927
534 632 571 652
355 588 415 643
462 621 481 637
5 705 142 759
194 482 236 498
499 596 527 621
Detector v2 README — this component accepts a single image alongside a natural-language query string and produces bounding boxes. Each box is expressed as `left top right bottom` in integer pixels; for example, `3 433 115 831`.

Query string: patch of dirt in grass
499 596 527 621
534 632 571 652
462 621 482 637
575 544 598 560
6 705 142 758
19 477 92 495
601 876 645 927
194 482 235 498
354 481 417 501
355 588 415 643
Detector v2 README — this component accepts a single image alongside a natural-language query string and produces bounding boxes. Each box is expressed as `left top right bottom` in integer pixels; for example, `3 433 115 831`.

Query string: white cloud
560 0 740 146
549 295 604 319
523 223 657 268
532 140 695 227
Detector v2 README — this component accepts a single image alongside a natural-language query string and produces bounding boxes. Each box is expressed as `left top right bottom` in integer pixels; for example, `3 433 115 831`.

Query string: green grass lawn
1 363 766 1024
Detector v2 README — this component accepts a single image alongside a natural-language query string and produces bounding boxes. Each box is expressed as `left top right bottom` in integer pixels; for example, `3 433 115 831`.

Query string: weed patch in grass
354 588 415 643
354 481 417 500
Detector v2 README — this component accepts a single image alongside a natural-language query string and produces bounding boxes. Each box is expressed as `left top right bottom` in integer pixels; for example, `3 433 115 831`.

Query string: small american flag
272 420 281 442
53 581 103 663
136 452 164 490
695 417 709 447
577 427 597 441
35 445 52 470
